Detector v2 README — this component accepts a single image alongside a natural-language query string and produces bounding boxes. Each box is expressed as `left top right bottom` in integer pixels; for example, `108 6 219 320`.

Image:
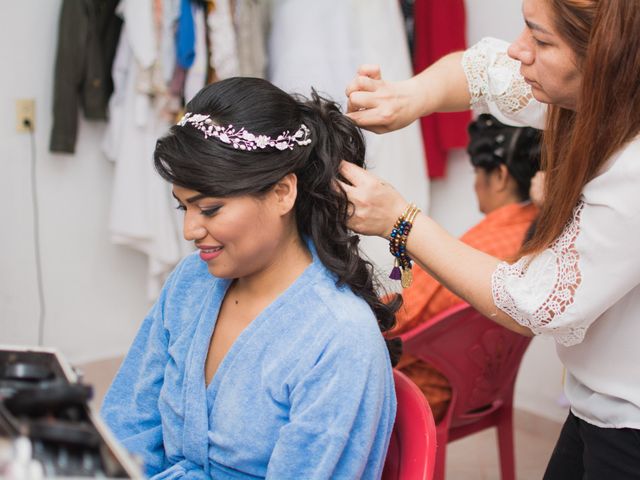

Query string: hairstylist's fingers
335 177 363 230
347 91 379 110
335 178 355 201
345 75 380 101
354 75 380 92
357 64 382 80
345 110 388 134
338 160 370 186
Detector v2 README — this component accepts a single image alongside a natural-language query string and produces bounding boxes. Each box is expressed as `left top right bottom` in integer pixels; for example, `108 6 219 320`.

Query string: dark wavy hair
153 77 402 365
467 114 541 201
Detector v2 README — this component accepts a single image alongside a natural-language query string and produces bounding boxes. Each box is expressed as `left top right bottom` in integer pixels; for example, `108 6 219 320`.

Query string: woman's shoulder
302 268 385 344
585 135 640 201
609 135 640 172
282 272 391 374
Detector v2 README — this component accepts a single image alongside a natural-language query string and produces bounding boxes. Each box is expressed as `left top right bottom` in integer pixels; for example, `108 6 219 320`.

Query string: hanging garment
176 0 196 69
233 0 269 78
413 0 471 178
103 0 191 299
101 243 396 479
268 0 429 288
50 0 123 153
206 0 240 80
184 3 208 102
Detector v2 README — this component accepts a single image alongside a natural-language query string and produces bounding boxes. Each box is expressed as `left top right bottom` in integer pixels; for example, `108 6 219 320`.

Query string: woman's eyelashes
200 206 222 217
174 204 221 217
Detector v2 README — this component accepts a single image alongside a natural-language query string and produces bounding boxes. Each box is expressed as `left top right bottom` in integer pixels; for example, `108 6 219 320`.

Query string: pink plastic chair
399 303 532 480
382 369 437 480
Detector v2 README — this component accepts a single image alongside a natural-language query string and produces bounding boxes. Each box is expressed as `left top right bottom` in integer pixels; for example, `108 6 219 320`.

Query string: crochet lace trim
462 38 535 114
492 202 585 346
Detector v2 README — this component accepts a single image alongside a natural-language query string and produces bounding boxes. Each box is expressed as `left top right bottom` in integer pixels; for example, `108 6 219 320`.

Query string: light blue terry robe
101 243 396 479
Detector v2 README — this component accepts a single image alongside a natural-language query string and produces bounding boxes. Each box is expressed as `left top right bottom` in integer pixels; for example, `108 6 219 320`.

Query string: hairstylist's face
508 0 582 110
173 175 298 280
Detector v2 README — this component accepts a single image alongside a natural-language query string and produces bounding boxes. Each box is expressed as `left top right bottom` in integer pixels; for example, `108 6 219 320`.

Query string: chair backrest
382 369 437 480
400 304 531 429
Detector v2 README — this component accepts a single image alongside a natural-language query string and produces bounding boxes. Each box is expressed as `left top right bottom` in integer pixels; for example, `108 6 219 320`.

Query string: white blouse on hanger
268 0 428 288
463 38 640 429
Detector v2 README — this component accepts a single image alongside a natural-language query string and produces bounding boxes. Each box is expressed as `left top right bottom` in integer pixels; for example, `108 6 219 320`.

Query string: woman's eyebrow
525 19 552 35
172 192 208 203
186 193 207 203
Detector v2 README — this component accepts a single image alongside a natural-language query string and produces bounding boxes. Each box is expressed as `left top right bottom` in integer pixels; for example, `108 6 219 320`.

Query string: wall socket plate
16 98 35 132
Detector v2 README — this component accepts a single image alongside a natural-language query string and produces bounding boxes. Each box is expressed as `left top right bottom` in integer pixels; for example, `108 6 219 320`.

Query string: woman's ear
272 173 298 215
493 164 511 192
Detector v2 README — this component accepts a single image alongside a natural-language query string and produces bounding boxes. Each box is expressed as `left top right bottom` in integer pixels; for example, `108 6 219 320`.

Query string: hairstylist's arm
345 52 471 133
338 161 533 337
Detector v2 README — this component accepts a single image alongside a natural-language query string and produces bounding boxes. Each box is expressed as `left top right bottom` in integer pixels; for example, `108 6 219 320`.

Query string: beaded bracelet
388 203 421 288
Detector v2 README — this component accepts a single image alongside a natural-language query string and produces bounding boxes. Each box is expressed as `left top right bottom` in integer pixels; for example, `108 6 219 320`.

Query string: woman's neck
232 232 312 303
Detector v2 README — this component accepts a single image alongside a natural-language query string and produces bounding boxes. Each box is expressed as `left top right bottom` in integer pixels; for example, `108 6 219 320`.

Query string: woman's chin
530 87 550 105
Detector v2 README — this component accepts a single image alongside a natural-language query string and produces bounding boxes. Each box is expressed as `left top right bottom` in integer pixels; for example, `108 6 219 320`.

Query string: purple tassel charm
389 266 402 280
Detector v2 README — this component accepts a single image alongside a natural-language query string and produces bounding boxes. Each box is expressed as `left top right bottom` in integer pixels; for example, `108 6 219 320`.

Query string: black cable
25 119 46 345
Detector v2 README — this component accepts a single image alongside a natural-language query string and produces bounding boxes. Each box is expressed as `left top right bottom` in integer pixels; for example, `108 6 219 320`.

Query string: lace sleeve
492 135 640 346
462 37 545 129
492 202 585 346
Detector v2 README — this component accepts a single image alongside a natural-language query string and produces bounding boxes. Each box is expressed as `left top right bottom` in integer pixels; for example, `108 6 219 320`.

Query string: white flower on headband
177 112 312 151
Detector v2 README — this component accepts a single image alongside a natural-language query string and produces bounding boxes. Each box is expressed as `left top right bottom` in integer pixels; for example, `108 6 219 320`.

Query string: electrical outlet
16 98 35 133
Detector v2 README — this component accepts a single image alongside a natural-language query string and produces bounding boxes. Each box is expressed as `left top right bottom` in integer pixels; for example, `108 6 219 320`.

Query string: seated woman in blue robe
100 77 400 480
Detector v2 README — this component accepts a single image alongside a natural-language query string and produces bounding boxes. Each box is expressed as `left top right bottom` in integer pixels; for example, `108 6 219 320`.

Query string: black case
0 345 144 478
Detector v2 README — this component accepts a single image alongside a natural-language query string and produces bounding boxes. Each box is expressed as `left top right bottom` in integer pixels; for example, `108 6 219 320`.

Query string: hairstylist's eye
533 37 549 47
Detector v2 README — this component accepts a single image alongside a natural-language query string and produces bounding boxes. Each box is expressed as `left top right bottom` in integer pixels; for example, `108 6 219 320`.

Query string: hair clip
177 112 312 151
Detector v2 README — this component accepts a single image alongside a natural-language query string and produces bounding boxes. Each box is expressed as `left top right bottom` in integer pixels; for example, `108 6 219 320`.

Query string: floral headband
177 112 312 151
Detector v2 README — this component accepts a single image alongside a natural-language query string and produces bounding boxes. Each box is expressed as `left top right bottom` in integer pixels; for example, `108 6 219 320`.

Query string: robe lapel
181 278 231 472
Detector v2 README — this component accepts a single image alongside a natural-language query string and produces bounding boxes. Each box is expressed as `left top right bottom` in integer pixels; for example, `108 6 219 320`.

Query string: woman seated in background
392 114 541 422
101 77 399 480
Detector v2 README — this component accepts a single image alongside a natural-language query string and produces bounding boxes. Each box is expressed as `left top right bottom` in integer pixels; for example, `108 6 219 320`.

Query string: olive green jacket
49 0 122 154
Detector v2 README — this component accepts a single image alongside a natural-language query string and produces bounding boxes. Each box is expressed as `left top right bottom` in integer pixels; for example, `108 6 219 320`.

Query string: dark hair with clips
467 114 541 201
153 77 402 365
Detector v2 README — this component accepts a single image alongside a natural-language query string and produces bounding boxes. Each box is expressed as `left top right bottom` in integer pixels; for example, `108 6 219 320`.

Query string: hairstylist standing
342 1 640 478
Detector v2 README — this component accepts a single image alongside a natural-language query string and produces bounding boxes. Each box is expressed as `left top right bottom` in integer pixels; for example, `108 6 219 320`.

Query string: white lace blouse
462 38 640 429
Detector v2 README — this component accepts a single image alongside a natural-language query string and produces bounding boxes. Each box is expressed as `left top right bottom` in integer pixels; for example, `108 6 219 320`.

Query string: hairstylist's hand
345 65 422 134
338 161 409 238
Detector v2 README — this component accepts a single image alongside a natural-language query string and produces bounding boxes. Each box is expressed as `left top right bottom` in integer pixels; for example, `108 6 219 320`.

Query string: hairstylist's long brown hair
521 0 640 255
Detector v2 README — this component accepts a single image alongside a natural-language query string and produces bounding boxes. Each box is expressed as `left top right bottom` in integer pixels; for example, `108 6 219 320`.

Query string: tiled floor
81 357 562 479
444 413 561 479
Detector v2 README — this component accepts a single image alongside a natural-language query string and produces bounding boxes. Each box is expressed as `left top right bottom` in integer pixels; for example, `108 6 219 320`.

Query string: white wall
0 0 150 363
0 0 567 422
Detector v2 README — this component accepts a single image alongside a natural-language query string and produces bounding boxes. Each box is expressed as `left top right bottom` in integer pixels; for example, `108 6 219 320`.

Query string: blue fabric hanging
176 0 196 69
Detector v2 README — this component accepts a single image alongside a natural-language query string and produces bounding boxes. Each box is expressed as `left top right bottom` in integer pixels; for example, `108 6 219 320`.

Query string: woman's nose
508 30 535 65
183 213 207 241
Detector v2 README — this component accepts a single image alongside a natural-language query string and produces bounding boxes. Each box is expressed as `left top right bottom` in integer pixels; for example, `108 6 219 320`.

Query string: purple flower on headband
177 112 312 151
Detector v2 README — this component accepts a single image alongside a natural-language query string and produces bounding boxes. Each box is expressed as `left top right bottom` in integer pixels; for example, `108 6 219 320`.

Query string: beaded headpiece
177 112 312 151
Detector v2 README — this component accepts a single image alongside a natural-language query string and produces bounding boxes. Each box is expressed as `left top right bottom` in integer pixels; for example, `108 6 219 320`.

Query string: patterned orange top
391 202 538 421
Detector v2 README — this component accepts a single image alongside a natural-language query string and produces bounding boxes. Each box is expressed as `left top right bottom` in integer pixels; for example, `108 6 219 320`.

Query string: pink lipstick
198 245 223 261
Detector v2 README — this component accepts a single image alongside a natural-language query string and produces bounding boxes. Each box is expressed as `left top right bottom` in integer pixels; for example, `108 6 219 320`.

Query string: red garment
413 0 470 178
